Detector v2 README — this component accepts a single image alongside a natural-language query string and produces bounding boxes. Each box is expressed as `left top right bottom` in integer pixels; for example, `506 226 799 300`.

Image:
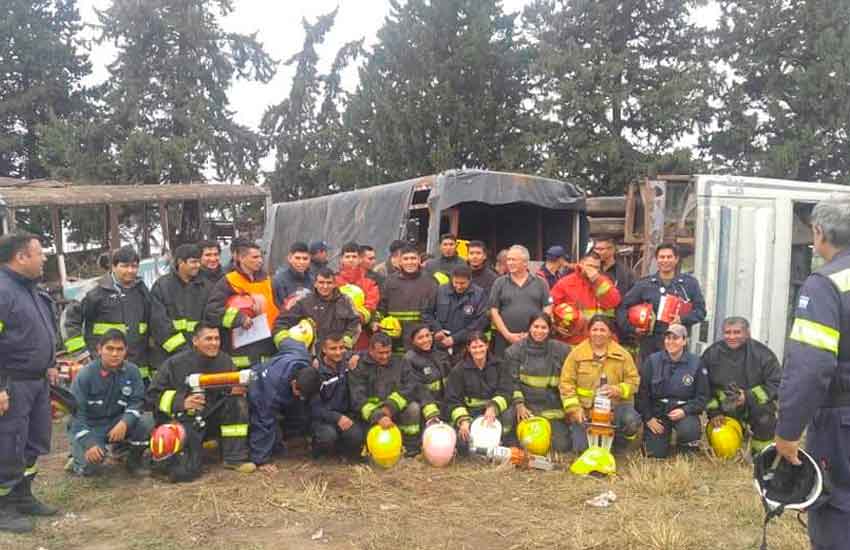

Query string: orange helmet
627 303 655 333
226 294 256 319
553 303 583 333
150 423 187 461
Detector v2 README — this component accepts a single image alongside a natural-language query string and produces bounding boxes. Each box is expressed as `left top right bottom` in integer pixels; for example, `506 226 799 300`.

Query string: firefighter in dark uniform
617 243 706 363
198 240 224 285
63 246 169 381
150 244 210 363
375 244 438 357
636 324 709 458
147 324 256 481
702 316 780 455
349 332 423 455
0 233 59 533
775 199 850 549
400 324 454 424
423 265 489 360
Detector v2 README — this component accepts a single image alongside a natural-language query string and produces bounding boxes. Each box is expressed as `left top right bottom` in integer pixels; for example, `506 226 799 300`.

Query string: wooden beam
107 204 120 251
50 207 67 289
141 203 151 258
158 201 170 254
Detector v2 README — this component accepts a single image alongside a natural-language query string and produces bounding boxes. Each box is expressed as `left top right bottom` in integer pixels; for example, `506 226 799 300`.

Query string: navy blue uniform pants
312 419 365 458
0 379 51 496
807 408 850 549
643 413 702 458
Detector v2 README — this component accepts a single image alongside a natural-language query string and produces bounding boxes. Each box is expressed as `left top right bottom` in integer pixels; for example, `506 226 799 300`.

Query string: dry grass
0 442 813 550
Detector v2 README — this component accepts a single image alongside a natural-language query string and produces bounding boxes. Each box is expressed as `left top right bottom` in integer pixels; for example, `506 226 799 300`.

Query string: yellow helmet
339 284 366 309
378 316 402 338
433 272 450 286
570 447 616 476
706 417 743 459
289 318 316 348
517 416 552 456
456 239 469 260
366 425 402 468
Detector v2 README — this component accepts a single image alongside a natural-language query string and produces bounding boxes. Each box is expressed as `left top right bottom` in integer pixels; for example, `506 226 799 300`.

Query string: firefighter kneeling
147 324 255 482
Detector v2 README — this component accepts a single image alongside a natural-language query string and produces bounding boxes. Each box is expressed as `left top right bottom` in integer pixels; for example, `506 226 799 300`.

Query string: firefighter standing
775 199 850 548
198 240 224 285
0 233 59 533
702 316 780 456
63 245 169 380
147 324 256 480
271 241 314 309
150 244 209 361
550 252 621 345
424 234 466 283
423 265 489 359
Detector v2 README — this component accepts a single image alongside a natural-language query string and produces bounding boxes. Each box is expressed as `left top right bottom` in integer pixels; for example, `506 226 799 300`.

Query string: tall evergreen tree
0 0 91 179
525 0 718 194
707 0 850 183
92 0 276 184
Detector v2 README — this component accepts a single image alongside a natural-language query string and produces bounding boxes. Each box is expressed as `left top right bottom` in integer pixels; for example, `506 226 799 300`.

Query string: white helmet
469 416 502 451
753 444 824 512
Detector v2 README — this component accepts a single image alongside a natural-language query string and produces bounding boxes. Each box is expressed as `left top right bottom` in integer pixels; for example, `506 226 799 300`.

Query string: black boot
0 496 34 533
9 476 59 517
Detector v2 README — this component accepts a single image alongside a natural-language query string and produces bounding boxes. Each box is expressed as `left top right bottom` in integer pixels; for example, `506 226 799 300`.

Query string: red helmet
150 423 187 461
627 303 655 332
226 294 256 319
553 302 583 333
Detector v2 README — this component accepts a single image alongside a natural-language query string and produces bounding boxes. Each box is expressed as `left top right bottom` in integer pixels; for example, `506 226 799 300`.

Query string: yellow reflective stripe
23 465 38 476
492 395 508 413
387 391 408 411
387 311 421 320
576 387 595 398
0 487 10 496
789 318 840 354
64 335 86 353
172 318 199 333
0 320 4 334
707 399 720 410
138 366 151 379
398 423 421 435
138 322 148 335
162 332 187 353
751 385 769 405
159 390 177 415
829 269 850 292
273 329 289 348
451 406 470 424
751 438 773 452
540 409 565 420
92 322 127 335
222 307 239 329
232 356 251 368
422 403 440 419
342 335 353 349
220 424 249 437
465 397 489 408
427 378 443 392
519 373 559 388
595 281 612 296
619 383 632 400
561 396 580 410
512 390 525 401
361 398 382 422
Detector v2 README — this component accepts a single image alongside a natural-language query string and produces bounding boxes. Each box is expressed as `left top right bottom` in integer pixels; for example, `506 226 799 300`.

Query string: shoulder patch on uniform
798 295 810 310
701 368 708 376
682 374 694 386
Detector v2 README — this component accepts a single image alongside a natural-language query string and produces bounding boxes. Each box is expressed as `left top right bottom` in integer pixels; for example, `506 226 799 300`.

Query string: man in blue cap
536 245 571 289
309 241 329 278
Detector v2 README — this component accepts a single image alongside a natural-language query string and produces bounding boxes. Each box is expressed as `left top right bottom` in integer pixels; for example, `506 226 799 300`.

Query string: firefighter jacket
423 283 489 348
424 255 466 281
274 289 360 349
204 267 278 368
550 270 621 345
470 264 498 295
310 354 354 425
335 266 380 322
505 337 570 419
146 348 238 423
559 339 639 413
617 272 707 337
778 248 850 441
70 359 145 449
0 266 57 381
444 356 512 427
400 347 453 421
248 340 311 464
378 270 438 354
271 266 313 310
636 350 708 421
199 266 224 285
348 352 410 424
150 271 209 356
701 338 781 418
63 273 168 377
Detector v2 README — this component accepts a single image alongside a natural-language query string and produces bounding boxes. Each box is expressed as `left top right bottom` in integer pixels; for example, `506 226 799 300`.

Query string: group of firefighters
0 225 793 534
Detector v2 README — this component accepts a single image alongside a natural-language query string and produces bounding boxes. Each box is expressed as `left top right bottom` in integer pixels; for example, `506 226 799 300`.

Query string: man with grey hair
701 316 780 457
489 245 552 356
775 197 850 548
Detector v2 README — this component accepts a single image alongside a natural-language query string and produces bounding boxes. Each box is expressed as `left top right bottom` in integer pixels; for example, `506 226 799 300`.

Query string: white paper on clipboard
232 314 271 348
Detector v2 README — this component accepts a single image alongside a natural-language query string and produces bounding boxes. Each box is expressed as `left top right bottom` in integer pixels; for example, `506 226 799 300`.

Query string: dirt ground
1 428 810 550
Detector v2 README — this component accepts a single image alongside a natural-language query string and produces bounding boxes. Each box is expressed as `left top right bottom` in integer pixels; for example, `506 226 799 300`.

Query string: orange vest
225 271 279 330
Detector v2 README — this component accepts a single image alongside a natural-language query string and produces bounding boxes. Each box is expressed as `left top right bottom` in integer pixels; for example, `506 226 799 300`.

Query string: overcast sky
78 0 720 135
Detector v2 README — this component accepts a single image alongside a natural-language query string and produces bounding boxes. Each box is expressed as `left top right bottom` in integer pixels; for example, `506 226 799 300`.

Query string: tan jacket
559 339 639 412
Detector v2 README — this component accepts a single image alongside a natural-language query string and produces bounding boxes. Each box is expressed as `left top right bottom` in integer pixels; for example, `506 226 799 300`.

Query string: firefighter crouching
400 324 454 426
559 315 641 453
66 330 153 476
147 324 255 481
637 323 709 458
